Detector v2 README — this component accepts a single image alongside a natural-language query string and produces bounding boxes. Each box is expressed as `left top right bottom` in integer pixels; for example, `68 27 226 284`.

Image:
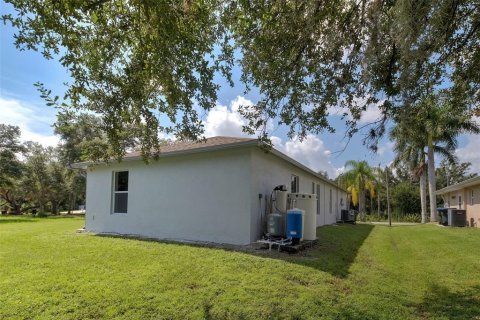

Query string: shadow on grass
415 284 480 319
94 224 374 278
255 224 375 278
0 215 83 224
0 218 39 224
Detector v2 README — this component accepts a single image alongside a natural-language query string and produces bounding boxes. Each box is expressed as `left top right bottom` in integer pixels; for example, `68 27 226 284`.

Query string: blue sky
1 3 478 176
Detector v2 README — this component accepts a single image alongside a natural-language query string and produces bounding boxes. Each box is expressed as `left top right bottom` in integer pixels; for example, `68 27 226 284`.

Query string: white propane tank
275 190 288 213
288 193 317 241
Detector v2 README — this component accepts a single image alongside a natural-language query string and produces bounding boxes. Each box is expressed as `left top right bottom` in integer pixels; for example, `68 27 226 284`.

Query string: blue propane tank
286 208 304 240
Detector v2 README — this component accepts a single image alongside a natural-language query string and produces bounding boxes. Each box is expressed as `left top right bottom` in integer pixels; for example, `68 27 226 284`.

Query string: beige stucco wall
442 185 480 227
465 186 480 227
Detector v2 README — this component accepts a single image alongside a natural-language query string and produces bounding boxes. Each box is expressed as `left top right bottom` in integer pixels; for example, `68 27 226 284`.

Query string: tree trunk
369 195 373 214
51 201 58 215
427 138 437 222
386 169 391 227
12 201 22 215
358 189 366 220
419 170 427 223
67 192 72 214
377 184 381 216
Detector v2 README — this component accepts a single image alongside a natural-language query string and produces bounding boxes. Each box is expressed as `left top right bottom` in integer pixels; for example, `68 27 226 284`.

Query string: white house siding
85 148 253 245
249 149 347 241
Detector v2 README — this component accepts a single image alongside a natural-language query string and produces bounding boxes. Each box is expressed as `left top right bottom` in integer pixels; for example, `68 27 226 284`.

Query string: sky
1 4 478 177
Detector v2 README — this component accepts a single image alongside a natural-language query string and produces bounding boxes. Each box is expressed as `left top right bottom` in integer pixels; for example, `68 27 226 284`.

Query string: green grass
1 217 479 319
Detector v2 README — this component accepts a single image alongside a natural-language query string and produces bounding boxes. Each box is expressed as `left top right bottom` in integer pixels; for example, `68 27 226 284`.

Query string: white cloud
358 104 382 124
456 117 480 173
328 96 384 124
203 96 255 138
335 166 346 177
272 135 339 178
203 96 341 177
0 96 59 147
377 141 394 156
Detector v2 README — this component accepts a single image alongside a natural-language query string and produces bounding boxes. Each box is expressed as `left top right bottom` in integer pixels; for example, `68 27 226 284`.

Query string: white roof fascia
435 176 480 195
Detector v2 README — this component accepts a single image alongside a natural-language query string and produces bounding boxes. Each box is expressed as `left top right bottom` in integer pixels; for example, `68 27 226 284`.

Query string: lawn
1 217 479 319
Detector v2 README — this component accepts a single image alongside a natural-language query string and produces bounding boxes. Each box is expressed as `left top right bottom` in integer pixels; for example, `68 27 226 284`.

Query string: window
329 189 333 214
113 171 129 213
291 175 299 193
471 190 474 206
312 182 315 194
458 194 462 209
316 184 321 215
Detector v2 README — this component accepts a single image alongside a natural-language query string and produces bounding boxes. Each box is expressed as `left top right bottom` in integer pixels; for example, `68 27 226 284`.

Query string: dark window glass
115 171 129 191
316 184 320 215
114 193 128 213
113 171 128 213
291 175 299 193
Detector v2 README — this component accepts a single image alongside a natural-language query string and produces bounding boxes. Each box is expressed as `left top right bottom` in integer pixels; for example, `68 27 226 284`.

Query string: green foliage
0 124 82 214
390 92 480 221
4 0 234 158
1 217 480 319
0 124 24 188
365 213 422 223
54 111 107 163
338 160 376 214
3 1 479 156
391 182 421 215
0 124 29 213
436 159 478 190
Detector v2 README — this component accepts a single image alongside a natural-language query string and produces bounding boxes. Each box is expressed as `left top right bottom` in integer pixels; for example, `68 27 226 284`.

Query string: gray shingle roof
124 136 257 158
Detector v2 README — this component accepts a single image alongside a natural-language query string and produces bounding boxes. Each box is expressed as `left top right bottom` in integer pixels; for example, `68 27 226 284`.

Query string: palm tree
338 160 376 217
372 166 384 216
390 121 428 223
418 94 479 221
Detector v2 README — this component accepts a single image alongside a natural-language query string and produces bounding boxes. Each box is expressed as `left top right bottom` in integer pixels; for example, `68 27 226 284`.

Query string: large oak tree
3 0 479 158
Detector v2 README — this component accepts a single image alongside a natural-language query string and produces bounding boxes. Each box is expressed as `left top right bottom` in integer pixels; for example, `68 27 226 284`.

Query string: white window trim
112 170 129 214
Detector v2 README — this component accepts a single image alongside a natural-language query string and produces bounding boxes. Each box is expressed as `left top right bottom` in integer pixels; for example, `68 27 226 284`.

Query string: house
75 136 348 245
436 176 480 227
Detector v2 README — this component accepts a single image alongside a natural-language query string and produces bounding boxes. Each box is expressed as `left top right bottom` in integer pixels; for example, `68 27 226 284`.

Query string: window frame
112 170 129 214
291 175 299 193
458 194 462 209
471 190 474 206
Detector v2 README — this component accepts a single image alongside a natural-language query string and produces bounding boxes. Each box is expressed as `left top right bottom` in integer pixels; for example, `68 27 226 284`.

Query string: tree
436 159 478 190
418 94 479 221
54 111 112 212
0 124 28 214
390 116 428 223
391 182 421 216
3 1 479 156
338 160 376 216
390 92 479 222
22 143 55 214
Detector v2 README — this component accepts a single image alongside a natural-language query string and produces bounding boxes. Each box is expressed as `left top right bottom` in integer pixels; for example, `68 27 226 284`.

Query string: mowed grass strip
0 216 479 319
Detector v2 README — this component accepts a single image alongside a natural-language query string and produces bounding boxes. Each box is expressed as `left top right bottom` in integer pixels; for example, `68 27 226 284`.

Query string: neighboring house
436 176 480 228
74 136 347 245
